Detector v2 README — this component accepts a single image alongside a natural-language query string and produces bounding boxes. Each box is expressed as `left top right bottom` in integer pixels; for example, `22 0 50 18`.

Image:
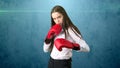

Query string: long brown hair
49 5 82 51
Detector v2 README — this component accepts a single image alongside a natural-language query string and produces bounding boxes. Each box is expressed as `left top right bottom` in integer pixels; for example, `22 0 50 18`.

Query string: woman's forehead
52 12 63 18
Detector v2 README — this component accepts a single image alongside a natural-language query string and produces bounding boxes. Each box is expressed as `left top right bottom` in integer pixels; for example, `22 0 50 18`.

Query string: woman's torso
50 28 74 60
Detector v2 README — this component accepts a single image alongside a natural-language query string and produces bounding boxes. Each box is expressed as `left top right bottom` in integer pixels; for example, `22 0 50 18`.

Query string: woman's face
52 12 63 25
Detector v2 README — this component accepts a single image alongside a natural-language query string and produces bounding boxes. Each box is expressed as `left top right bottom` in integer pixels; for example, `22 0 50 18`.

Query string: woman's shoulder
67 27 74 32
67 27 77 34
67 27 82 38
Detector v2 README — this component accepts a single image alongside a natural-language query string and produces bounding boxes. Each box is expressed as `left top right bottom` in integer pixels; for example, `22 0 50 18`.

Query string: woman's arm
43 42 52 52
43 24 62 52
68 28 90 52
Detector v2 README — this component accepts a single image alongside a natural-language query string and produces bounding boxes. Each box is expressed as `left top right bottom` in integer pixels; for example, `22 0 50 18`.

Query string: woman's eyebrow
58 15 61 18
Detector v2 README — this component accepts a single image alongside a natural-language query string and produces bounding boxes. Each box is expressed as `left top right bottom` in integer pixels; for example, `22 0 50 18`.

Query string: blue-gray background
0 0 120 68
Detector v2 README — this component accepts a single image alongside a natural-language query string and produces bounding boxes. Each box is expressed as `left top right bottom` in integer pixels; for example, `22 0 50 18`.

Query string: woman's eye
58 16 61 18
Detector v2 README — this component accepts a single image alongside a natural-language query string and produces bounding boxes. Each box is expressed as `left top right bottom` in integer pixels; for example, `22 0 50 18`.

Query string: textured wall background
0 0 120 68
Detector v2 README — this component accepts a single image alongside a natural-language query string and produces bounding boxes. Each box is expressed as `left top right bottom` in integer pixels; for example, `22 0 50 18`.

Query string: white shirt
43 27 90 60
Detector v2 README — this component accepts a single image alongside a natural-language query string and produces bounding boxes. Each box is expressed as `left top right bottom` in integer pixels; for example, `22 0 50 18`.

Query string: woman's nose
56 19 59 23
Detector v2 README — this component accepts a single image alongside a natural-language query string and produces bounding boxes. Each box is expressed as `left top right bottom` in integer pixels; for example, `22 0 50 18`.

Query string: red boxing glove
46 24 62 39
45 24 62 44
54 38 80 51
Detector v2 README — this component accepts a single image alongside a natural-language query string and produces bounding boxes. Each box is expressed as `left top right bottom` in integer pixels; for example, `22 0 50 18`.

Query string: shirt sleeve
68 28 90 52
43 42 52 52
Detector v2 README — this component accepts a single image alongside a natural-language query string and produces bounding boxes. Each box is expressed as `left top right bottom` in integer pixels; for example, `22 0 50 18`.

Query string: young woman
43 5 90 68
